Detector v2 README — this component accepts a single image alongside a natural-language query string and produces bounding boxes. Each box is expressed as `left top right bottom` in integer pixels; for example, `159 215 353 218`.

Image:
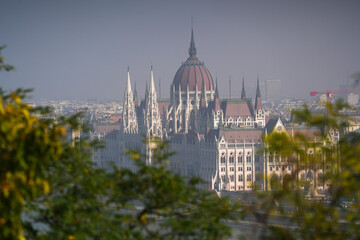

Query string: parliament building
93 29 334 193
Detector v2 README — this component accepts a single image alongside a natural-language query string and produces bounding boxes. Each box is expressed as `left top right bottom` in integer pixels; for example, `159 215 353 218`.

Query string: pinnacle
150 66 156 93
241 77 246 99
126 67 132 94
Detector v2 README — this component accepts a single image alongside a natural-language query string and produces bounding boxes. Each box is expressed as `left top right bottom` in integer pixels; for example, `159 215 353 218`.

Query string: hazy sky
1 0 360 100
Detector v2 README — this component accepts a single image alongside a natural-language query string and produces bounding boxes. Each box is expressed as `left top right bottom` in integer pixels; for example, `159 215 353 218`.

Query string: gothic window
221 167 225 172
246 155 251 163
230 167 234 172
229 153 234 164
247 174 252 181
221 153 225 164
230 175 234 182
275 153 279 162
238 174 243 181
247 167 251 171
238 167 242 171
269 152 273 162
221 175 225 182
238 154 243 163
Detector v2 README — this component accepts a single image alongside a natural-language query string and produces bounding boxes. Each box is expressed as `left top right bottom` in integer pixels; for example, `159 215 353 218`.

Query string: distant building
319 94 328 102
348 93 359 106
265 80 282 100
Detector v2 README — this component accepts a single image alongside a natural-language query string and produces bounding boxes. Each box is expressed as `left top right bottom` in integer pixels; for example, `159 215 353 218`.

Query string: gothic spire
215 76 219 98
256 76 261 96
133 81 139 107
150 65 155 93
145 81 149 100
122 67 138 134
188 26 197 58
241 77 247 99
200 77 207 108
255 76 262 110
144 66 162 138
126 66 132 94
214 76 221 110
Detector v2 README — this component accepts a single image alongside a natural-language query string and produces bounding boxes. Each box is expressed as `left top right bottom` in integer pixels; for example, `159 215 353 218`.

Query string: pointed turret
214 77 221 111
149 65 155 93
188 26 197 58
126 66 132 93
200 77 207 108
144 66 162 137
133 81 139 107
256 76 261 95
215 77 219 99
241 77 247 99
255 77 262 110
145 81 149 100
122 67 138 134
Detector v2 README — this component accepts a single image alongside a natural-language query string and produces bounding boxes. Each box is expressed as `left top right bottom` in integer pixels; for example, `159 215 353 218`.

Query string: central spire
188 26 197 58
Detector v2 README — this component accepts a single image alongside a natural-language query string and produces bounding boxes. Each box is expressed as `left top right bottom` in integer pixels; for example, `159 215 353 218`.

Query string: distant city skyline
1 0 360 100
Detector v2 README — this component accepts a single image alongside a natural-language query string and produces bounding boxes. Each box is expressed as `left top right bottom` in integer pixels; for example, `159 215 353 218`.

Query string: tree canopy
1 45 360 240
0 45 238 240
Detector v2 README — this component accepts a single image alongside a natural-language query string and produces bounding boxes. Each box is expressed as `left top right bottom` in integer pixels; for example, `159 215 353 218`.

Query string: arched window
220 153 226 164
247 174 252 181
275 152 279 162
238 154 243 163
229 152 234 164
246 153 251 163
230 175 234 182
269 152 273 162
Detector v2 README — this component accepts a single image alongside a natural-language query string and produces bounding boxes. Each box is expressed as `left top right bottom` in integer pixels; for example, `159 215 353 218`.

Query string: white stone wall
216 138 264 192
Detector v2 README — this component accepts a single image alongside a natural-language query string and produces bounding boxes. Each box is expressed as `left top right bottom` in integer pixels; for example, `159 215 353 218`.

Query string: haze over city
1 0 359 100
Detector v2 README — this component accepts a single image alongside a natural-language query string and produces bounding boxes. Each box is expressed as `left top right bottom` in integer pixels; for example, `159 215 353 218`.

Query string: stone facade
92 29 335 193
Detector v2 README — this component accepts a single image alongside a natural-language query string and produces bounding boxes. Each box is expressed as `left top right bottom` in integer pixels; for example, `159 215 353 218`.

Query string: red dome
173 58 214 91
172 28 214 92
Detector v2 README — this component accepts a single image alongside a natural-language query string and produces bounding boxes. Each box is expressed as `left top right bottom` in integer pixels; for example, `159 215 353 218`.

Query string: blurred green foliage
1 46 238 240
247 100 360 239
2 45 360 240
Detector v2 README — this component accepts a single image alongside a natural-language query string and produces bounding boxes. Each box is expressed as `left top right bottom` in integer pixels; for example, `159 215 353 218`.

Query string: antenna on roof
229 75 232 99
